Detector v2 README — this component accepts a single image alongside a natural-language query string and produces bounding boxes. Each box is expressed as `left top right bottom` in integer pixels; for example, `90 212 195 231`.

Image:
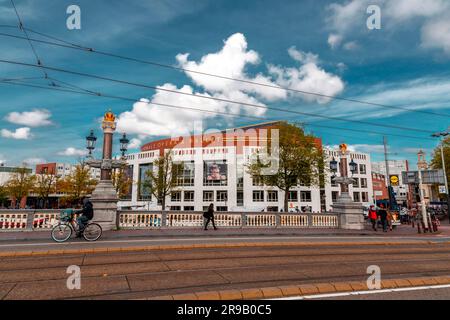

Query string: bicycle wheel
51 223 72 242
83 223 102 241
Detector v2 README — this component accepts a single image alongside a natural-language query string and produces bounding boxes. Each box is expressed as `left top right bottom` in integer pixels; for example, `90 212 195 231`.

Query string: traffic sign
439 186 447 194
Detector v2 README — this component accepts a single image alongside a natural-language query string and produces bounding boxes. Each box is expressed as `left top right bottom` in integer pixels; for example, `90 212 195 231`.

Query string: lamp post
330 144 364 230
84 110 130 230
432 131 450 224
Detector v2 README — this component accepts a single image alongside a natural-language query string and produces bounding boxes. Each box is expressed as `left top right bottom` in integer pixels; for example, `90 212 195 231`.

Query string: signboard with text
402 170 445 185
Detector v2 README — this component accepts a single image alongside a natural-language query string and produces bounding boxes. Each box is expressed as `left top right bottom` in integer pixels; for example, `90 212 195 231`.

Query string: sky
0 0 449 169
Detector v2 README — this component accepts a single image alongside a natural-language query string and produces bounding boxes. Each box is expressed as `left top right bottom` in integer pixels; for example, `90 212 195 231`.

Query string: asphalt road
1 242 450 300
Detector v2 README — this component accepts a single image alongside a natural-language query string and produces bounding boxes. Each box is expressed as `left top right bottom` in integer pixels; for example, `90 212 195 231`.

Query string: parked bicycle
51 210 102 242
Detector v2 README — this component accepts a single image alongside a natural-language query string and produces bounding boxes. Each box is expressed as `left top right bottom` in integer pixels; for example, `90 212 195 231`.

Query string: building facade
371 160 412 206
372 172 388 202
35 163 101 180
119 122 374 212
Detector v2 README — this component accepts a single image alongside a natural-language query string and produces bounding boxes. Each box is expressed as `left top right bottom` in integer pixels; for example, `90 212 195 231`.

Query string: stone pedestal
332 193 365 230
90 180 118 231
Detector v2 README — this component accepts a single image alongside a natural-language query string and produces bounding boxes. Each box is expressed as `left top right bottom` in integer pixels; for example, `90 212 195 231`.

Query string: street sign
374 191 383 196
439 186 447 194
402 170 445 185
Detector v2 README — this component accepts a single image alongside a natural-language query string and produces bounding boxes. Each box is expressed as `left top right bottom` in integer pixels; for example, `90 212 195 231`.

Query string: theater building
119 122 373 212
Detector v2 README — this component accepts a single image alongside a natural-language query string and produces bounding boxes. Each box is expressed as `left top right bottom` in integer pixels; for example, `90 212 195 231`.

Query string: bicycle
51 212 102 243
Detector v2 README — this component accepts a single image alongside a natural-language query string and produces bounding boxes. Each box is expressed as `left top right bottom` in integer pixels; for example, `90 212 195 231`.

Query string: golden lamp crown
103 110 116 122
339 143 348 155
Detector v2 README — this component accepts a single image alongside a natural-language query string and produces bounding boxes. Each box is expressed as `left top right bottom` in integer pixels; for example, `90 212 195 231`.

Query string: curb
0 240 448 258
145 275 450 300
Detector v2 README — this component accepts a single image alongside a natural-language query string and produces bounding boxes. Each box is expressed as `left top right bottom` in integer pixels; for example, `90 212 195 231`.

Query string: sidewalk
1 223 449 242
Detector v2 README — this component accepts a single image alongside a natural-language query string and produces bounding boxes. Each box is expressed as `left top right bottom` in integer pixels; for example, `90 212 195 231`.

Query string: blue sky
0 0 449 169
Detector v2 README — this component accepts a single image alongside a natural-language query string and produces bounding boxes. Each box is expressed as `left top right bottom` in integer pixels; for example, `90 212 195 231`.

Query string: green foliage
141 150 183 210
59 162 97 206
431 136 450 196
247 122 325 211
4 167 35 208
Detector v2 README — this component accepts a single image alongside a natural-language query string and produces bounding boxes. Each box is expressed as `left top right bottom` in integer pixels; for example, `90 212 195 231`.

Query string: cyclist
74 197 94 237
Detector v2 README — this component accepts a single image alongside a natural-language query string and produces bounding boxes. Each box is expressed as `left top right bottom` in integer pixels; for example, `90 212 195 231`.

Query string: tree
4 167 35 209
141 150 183 210
112 165 133 199
34 173 58 209
0 184 8 208
59 162 97 206
431 136 450 198
247 122 325 212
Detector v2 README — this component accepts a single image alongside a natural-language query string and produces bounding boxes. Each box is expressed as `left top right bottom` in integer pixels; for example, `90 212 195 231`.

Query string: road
1 241 450 300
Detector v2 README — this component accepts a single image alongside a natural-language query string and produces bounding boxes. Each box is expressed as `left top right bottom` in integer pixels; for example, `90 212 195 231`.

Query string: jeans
381 219 388 231
371 219 377 230
77 215 89 232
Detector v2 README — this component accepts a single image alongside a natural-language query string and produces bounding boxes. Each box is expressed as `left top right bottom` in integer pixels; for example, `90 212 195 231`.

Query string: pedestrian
203 203 217 231
387 209 394 231
378 203 388 232
368 205 378 231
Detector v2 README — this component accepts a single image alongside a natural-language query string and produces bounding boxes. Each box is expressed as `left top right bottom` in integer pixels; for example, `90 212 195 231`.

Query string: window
353 178 360 188
362 192 369 202
217 191 228 202
170 206 181 211
252 176 264 186
171 191 181 202
267 191 278 202
267 206 279 212
237 191 244 206
203 191 214 202
359 164 367 174
253 190 264 202
361 178 368 188
332 191 339 202
353 192 360 202
183 206 194 211
176 161 195 186
288 191 298 202
184 191 194 202
216 206 228 212
300 191 312 202
331 176 338 187
138 163 152 201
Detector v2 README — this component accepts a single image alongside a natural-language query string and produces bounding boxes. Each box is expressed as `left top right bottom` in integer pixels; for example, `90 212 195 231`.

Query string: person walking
378 203 388 232
387 209 394 231
204 203 217 231
369 205 378 231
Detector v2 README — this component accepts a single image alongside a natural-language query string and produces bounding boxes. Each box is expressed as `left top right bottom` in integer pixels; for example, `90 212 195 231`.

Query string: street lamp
86 130 97 158
330 157 338 175
431 130 450 224
119 133 130 158
349 159 357 176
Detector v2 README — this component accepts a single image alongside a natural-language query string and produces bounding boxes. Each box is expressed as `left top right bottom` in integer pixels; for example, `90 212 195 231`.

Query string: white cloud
421 18 450 54
58 147 87 157
328 34 343 49
268 47 345 104
176 33 286 102
1 127 32 140
5 109 53 127
326 0 450 54
128 138 142 150
117 33 345 138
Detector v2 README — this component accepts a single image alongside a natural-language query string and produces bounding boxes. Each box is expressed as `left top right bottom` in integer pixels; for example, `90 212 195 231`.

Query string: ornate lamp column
85 110 128 230
331 144 365 230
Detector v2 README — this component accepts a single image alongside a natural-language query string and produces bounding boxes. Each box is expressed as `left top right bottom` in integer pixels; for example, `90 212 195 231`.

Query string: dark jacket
378 209 387 221
75 201 94 220
204 207 214 219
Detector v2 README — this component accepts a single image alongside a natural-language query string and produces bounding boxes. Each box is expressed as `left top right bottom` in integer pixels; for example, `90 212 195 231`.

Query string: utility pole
383 137 392 208
417 151 429 230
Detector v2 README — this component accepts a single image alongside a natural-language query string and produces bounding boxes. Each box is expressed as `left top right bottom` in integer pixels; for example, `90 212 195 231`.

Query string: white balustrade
246 214 276 227
119 213 162 228
33 213 59 229
215 214 242 227
0 213 27 230
166 213 203 227
280 214 309 227
311 215 338 228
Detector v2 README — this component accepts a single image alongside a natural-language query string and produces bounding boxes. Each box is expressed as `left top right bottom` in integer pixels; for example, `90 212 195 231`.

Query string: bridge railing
0 209 340 231
118 211 339 229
